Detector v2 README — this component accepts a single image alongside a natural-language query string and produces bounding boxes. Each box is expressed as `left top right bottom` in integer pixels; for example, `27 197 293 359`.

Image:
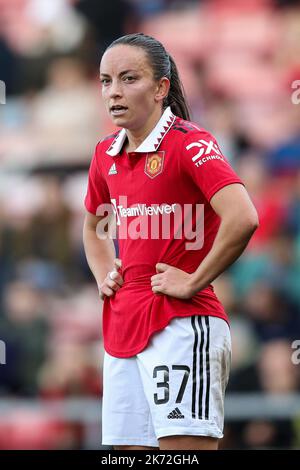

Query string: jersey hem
104 311 229 358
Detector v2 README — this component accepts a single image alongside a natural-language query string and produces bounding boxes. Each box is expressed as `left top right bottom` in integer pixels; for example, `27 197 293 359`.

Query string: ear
154 77 170 103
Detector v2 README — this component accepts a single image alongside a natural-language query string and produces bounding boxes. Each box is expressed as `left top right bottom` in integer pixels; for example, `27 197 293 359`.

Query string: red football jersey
85 107 244 357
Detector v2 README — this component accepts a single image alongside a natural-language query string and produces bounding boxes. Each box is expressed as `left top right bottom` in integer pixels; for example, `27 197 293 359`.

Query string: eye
123 76 135 82
100 78 111 85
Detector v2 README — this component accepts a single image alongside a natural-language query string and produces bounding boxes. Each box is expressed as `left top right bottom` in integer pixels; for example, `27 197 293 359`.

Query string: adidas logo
167 407 185 419
108 163 117 175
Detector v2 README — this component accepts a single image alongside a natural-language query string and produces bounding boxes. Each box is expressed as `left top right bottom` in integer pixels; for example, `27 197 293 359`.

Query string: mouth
110 105 128 116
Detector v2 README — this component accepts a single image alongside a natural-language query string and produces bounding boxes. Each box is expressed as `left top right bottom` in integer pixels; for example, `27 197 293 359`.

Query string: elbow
250 208 260 231
242 210 260 237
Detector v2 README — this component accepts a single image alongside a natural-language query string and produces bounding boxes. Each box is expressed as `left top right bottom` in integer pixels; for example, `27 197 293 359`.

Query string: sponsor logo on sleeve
186 139 226 167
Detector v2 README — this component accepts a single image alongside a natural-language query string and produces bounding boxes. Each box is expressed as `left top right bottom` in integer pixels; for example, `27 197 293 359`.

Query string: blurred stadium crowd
0 0 300 449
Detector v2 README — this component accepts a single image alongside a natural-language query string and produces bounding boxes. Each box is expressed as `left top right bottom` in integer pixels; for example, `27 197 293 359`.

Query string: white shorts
102 315 231 447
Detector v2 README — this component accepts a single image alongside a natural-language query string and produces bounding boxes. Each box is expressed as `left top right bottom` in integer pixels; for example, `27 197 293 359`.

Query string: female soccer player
83 33 259 450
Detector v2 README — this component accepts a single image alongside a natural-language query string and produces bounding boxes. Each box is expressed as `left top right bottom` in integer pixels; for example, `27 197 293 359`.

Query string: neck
126 106 163 152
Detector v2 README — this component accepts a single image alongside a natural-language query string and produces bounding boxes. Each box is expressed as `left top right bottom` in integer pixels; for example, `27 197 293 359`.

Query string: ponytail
166 55 191 121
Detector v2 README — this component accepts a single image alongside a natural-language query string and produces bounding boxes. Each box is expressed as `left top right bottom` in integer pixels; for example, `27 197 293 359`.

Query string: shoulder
171 118 228 169
171 117 216 144
89 131 121 176
95 130 121 154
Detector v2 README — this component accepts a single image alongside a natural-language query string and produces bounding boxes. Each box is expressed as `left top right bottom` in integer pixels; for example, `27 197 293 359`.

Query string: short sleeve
181 130 244 202
84 143 111 215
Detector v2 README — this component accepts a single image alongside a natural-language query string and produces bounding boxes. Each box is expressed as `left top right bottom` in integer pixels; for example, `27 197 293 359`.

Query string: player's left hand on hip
151 263 197 299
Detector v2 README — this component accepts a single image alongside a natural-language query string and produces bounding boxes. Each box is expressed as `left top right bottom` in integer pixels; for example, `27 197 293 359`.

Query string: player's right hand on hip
98 258 123 300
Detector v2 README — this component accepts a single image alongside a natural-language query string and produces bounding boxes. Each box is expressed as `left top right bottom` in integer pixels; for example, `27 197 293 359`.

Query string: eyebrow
100 69 137 78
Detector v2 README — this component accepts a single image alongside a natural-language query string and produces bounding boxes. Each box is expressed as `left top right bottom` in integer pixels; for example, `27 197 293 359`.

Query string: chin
111 115 128 126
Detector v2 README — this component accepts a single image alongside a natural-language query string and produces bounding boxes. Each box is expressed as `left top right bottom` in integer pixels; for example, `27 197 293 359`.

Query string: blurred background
0 0 300 450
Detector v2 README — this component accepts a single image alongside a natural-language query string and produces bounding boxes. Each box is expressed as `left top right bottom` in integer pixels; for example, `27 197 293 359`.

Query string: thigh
136 315 231 444
114 445 158 450
102 352 159 448
159 435 218 450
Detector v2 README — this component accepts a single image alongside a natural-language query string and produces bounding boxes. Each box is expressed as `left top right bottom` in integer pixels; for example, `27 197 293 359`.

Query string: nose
108 79 122 98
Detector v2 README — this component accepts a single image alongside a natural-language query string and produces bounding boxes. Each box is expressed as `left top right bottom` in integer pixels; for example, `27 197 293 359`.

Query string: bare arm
151 183 259 298
83 212 123 299
188 183 259 293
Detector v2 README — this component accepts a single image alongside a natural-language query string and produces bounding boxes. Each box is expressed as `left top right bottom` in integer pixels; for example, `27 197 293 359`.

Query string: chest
104 151 182 205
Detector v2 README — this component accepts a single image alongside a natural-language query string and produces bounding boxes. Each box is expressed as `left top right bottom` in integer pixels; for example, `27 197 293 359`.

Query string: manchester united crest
144 151 165 179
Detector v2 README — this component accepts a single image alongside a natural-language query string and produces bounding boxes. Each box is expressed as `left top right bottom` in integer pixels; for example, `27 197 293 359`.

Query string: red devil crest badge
144 151 165 179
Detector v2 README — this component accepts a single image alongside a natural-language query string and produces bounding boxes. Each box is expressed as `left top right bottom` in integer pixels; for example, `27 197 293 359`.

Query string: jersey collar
106 106 176 157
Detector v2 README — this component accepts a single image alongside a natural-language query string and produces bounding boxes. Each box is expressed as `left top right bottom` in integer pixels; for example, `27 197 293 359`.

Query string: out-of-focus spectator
0 281 49 395
0 176 75 276
0 409 83 449
242 281 300 342
230 228 300 306
225 340 300 449
75 0 137 53
29 56 104 163
38 341 101 398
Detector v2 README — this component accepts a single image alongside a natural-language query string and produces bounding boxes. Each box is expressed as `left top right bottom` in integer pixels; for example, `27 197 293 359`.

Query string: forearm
190 218 257 292
83 227 116 287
